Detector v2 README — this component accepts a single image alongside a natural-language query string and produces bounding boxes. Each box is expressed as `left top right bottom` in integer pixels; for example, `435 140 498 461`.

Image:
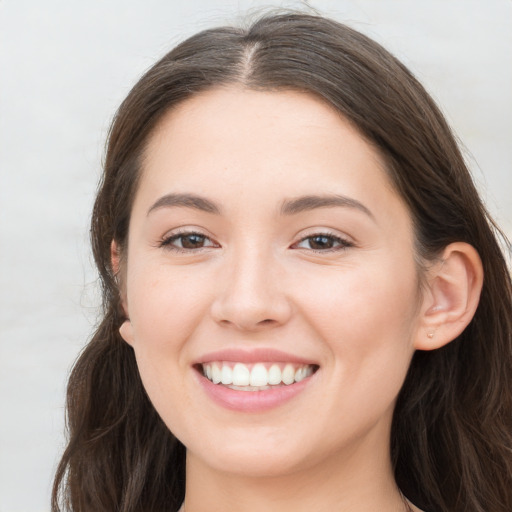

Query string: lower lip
196 371 316 412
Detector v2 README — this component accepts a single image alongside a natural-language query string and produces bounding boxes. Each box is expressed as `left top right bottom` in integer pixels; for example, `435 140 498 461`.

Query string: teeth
268 364 282 385
201 361 315 389
294 366 314 382
282 364 295 385
232 363 250 386
221 365 233 385
249 363 268 387
211 363 221 384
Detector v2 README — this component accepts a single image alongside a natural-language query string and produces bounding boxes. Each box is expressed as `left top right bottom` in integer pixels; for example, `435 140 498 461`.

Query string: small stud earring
427 330 435 339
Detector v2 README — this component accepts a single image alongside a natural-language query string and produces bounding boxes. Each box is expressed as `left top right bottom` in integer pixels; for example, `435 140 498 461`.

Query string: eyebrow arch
147 193 221 216
147 192 374 220
280 194 374 219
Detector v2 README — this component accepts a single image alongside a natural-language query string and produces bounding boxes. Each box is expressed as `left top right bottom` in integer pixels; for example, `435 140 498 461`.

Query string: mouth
196 361 319 391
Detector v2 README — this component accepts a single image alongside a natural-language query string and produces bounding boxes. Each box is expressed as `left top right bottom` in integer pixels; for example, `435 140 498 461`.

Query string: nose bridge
211 239 291 330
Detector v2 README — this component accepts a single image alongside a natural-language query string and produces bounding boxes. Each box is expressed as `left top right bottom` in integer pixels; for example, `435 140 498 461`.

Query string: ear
415 242 483 351
111 239 121 276
119 318 135 346
111 240 135 346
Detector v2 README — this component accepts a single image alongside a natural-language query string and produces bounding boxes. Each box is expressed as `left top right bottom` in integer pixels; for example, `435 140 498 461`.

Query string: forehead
136 87 404 221
147 87 378 160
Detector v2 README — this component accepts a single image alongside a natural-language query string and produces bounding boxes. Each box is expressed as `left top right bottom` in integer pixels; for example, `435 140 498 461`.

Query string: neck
183 429 414 512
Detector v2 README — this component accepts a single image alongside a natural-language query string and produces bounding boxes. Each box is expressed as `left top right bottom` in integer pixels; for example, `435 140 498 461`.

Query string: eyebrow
147 192 374 219
280 194 374 219
147 193 221 215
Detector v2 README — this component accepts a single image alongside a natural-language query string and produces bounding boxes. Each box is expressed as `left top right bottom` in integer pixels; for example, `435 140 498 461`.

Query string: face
118 88 425 478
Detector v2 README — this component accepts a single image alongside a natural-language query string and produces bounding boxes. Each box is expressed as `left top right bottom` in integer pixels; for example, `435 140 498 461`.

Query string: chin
189 445 315 479
182 422 325 479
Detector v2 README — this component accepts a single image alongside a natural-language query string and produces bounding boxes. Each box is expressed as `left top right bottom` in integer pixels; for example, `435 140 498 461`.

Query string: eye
160 231 218 252
293 232 353 252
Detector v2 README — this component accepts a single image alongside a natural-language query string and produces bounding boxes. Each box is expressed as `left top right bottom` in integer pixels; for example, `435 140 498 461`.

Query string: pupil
310 236 332 250
182 234 204 249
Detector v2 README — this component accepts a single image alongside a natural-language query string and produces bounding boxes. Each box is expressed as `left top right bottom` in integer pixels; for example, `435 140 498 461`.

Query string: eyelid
158 227 220 252
157 227 354 254
291 230 355 253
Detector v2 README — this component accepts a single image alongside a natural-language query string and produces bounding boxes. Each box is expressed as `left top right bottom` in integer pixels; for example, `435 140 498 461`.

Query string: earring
427 330 435 339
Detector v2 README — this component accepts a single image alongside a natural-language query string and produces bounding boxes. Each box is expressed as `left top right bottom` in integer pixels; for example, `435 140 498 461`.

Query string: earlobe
119 319 135 347
415 242 483 351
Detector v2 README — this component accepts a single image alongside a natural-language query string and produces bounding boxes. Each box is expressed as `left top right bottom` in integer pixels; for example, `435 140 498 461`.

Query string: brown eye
294 233 353 252
160 232 217 251
180 234 207 249
308 235 336 250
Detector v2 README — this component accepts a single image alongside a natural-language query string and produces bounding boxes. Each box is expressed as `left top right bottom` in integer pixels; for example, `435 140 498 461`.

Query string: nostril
210 288 293 330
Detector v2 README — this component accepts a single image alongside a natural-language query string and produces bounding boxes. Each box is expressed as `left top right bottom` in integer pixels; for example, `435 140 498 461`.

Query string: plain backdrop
0 1 511 510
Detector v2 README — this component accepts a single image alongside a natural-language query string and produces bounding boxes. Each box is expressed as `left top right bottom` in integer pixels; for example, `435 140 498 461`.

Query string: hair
52 12 512 512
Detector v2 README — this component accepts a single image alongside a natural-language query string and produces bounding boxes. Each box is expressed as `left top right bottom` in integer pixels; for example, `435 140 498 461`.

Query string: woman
52 12 512 512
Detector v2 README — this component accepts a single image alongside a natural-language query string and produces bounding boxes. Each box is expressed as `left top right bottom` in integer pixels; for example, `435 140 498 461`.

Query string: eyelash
159 230 218 253
159 230 353 254
293 232 354 253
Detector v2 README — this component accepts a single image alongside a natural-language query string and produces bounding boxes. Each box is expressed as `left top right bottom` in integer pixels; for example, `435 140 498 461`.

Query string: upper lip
194 348 318 366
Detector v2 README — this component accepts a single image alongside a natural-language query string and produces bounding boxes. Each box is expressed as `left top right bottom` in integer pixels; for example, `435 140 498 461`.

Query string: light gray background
1 1 511 510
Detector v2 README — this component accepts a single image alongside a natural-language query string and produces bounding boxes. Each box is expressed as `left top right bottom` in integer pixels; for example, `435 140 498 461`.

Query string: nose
210 246 293 332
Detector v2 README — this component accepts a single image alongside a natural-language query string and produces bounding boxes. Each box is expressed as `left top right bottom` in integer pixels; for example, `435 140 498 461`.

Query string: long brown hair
52 12 512 512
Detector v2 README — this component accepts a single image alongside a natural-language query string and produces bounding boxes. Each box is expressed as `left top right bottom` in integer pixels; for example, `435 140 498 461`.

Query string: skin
116 87 454 511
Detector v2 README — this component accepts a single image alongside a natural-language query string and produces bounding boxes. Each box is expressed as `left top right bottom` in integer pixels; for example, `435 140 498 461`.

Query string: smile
201 362 318 390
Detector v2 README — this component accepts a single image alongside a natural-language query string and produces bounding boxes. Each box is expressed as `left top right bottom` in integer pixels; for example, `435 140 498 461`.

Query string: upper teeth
202 362 315 388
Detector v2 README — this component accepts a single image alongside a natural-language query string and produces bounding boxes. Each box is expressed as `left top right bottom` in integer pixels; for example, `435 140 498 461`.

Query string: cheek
295 258 419 365
123 264 215 410
295 260 419 429
124 264 211 415
127 261 213 342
